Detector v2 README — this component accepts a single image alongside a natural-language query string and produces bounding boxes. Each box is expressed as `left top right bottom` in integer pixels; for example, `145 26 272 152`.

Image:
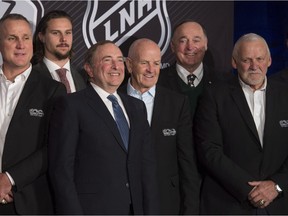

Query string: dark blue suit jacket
48 84 159 214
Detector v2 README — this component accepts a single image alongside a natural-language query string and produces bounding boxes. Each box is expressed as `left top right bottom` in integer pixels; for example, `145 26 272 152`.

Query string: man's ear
38 32 44 43
232 57 237 69
125 57 133 74
84 63 93 78
170 41 175 53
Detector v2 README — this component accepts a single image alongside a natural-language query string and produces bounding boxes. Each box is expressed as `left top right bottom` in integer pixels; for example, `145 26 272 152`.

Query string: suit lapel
85 85 127 152
10 70 39 121
70 65 86 91
150 86 163 130
229 79 261 145
262 83 275 149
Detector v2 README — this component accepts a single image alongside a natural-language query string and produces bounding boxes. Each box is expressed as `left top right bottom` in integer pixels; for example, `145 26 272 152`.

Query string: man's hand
0 173 13 203
248 180 278 208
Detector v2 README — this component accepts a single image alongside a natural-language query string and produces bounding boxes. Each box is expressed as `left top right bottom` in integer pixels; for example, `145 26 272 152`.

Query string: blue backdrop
234 1 288 75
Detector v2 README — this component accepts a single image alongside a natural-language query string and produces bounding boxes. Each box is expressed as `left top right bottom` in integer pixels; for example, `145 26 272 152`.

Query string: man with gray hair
194 33 288 214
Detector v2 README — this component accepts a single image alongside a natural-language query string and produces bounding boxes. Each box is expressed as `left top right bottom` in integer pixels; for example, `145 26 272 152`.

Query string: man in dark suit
32 10 87 93
158 20 216 117
194 33 288 214
48 40 159 215
269 68 288 82
0 14 66 214
121 38 200 214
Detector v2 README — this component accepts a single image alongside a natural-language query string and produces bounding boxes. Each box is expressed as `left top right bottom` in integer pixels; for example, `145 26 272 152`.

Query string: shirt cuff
5 172 15 186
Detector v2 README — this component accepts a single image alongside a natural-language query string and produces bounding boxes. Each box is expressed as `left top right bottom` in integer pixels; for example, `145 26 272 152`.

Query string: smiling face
0 19 33 72
38 17 73 61
84 43 125 93
126 39 161 93
171 21 207 73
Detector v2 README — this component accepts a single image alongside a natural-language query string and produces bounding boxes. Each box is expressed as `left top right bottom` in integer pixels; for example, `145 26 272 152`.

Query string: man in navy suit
32 10 87 92
194 33 288 214
121 38 200 214
48 40 159 214
0 14 65 214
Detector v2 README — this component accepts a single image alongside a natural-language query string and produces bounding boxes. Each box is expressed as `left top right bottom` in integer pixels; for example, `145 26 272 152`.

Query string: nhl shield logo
83 0 171 56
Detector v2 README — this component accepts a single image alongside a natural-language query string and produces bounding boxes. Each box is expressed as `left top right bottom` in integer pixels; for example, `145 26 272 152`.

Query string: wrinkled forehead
94 43 123 59
0 19 32 36
173 22 206 39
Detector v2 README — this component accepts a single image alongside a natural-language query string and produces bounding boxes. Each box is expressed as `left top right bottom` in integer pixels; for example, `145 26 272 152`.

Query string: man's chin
54 52 70 60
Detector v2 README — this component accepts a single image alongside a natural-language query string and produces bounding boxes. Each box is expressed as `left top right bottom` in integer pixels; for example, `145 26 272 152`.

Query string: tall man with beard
33 10 87 93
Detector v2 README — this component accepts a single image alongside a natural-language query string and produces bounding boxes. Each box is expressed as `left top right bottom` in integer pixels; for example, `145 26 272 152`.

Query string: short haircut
232 33 271 60
171 19 207 40
84 40 115 66
0 13 31 39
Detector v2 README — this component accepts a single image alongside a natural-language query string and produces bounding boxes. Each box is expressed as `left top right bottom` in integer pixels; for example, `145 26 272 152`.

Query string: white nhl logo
83 0 171 55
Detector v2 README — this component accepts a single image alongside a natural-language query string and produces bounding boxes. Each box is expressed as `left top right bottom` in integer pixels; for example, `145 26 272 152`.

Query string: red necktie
56 68 71 93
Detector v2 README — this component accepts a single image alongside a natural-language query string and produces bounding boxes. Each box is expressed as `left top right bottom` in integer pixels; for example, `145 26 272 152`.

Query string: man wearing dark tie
48 40 159 214
32 10 87 93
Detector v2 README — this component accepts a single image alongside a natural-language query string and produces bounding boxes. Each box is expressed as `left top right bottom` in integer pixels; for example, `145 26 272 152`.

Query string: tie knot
56 68 67 78
107 94 118 104
187 74 197 87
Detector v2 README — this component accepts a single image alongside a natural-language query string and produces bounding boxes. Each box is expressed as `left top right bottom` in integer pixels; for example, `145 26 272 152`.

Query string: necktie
107 94 129 150
187 74 197 87
56 68 71 93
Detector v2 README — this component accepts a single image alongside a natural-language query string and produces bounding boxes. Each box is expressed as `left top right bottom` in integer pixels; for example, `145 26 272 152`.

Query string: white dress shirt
90 82 130 126
43 57 76 93
0 65 32 185
239 76 266 146
176 62 204 87
127 78 155 125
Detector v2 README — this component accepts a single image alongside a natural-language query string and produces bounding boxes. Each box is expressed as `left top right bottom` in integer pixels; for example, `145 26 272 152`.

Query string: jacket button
125 183 129 188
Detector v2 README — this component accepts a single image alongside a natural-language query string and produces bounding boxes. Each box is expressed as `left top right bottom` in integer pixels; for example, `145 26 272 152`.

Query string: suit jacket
194 76 288 214
120 84 200 214
2 69 66 214
33 61 87 91
269 68 288 82
48 84 159 215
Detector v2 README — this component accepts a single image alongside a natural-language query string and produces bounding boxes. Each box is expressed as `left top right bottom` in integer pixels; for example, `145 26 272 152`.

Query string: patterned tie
56 68 71 93
187 74 197 88
107 94 129 150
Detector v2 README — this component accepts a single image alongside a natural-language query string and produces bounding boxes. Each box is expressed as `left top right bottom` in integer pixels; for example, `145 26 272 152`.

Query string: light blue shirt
127 78 155 125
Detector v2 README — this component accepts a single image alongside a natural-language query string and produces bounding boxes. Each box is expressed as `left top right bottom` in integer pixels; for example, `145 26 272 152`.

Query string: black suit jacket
269 68 288 82
48 84 159 215
194 76 288 214
33 61 87 91
120 84 200 214
2 69 66 214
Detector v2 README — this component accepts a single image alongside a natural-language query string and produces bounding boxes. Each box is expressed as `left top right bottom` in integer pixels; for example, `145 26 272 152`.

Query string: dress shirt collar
0 64 32 82
127 78 156 99
90 82 121 102
43 57 71 73
176 62 203 85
